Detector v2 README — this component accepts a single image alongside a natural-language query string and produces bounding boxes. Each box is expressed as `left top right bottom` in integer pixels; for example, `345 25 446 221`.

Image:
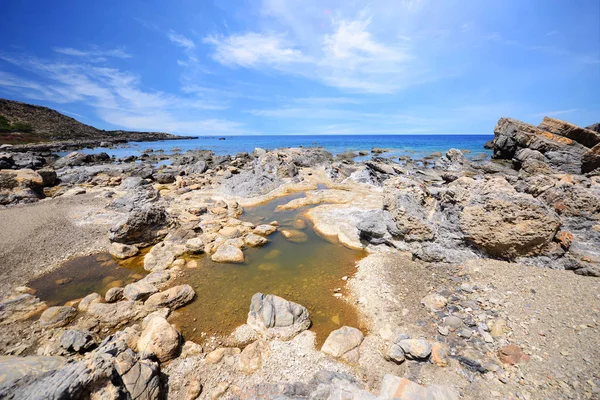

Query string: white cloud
0 54 246 135
168 31 195 50
204 32 306 67
54 47 132 62
533 109 578 118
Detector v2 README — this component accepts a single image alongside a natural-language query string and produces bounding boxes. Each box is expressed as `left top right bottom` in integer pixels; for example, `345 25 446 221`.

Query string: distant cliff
0 98 194 146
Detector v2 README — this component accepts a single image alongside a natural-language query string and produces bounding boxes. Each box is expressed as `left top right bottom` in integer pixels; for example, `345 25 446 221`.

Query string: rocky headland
0 116 598 399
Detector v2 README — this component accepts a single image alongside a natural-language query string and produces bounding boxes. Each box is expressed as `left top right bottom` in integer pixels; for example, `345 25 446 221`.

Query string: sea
78 134 494 161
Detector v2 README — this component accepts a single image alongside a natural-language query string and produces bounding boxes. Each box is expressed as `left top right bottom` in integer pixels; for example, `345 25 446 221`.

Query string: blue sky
0 0 598 135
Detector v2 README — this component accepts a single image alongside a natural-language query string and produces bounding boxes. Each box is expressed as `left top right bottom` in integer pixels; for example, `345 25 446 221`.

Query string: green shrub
0 116 34 133
0 116 10 132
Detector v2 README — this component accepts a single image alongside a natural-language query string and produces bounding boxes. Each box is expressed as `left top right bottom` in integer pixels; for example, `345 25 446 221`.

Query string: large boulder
538 117 600 148
137 316 180 362
211 244 244 263
109 204 170 246
247 293 311 340
458 177 561 259
0 169 45 205
38 306 76 328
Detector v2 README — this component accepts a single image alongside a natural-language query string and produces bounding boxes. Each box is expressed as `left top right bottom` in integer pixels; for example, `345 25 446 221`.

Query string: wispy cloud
533 109 578 118
167 30 195 50
54 47 132 62
0 54 248 135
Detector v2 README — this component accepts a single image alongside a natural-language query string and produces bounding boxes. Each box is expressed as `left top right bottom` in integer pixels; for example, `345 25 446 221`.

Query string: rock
87 300 145 327
137 316 180 362
421 293 448 312
205 347 240 364
37 167 57 187
123 281 158 301
144 284 195 309
155 171 176 184
109 204 170 246
144 241 185 271
254 224 277 236
281 229 308 243
443 315 463 331
0 294 47 324
210 382 229 400
498 344 530 365
387 342 406 364
538 116 600 148
218 226 240 238
379 375 458 400
78 293 103 312
247 293 311 340
459 177 561 259
113 349 161 400
143 270 171 286
211 244 244 263
109 242 139 259
59 330 95 353
321 326 364 362
488 318 509 337
0 355 67 389
383 177 436 241
0 169 45 205
555 230 573 250
54 152 89 168
39 306 76 328
244 233 268 247
582 143 600 173
179 341 203 359
431 342 449 367
105 287 124 303
397 339 431 360
239 339 270 373
185 238 204 254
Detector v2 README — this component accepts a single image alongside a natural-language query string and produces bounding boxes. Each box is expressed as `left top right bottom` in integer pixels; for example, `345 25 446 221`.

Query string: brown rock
431 342 449 367
555 231 574 250
498 344 530 365
582 143 600 173
539 116 600 148
238 339 270 373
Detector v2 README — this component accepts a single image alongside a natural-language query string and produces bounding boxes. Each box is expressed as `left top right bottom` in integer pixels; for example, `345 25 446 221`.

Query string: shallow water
170 190 367 345
29 250 148 306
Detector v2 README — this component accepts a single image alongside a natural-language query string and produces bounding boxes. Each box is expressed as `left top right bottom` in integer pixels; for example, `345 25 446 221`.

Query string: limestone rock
123 281 158 301
379 375 458 400
244 233 268 247
247 293 310 340
179 341 203 359
239 339 270 373
87 300 145 327
211 244 244 263
0 294 47 325
421 293 448 312
205 347 240 364
39 306 76 328
321 326 364 363
105 287 124 303
185 237 204 254
144 284 195 310
254 224 277 236
59 330 95 353
0 169 45 205
582 143 600 173
78 293 103 312
143 241 185 272
137 316 180 362
109 204 170 246
397 339 432 360
114 349 161 399
281 229 308 243
538 116 600 148
109 242 139 259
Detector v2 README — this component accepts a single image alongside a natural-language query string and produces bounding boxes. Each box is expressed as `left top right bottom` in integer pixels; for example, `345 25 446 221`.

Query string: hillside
0 98 191 145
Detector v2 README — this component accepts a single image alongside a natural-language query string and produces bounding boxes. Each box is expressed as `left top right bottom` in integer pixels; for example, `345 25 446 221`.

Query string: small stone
109 242 139 259
498 344 530 365
39 306 77 328
421 293 448 312
438 326 449 336
443 315 463 331
321 326 364 363
218 226 240 238
211 382 229 400
105 287 124 303
254 225 277 236
239 339 270 373
185 260 199 269
460 283 474 293
206 347 240 364
144 284 195 310
123 281 158 301
281 229 308 243
387 343 406 364
431 342 449 367
59 329 95 353
458 328 473 339
211 244 244 263
398 339 432 360
244 233 268 247
78 293 103 312
185 238 205 254
180 341 203 359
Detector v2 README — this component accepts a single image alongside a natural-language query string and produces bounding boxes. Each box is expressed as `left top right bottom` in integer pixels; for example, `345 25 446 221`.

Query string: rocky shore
0 116 598 399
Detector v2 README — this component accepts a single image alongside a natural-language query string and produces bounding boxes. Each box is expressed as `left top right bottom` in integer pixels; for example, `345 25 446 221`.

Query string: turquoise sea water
80 134 494 160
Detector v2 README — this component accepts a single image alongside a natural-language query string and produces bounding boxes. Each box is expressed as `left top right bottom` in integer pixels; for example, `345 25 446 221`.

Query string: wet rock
123 281 158 301
109 242 139 259
109 204 170 246
105 287 124 303
239 339 270 373
137 315 180 362
78 293 103 312
211 244 244 263
321 326 364 363
59 329 95 353
247 293 311 340
144 284 195 309
39 306 76 328
281 229 308 243
185 237 204 254
244 233 268 247
254 224 277 236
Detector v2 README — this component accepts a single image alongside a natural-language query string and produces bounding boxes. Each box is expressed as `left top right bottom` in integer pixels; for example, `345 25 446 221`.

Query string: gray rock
123 281 158 301
144 284 195 309
137 315 180 362
109 204 170 246
39 306 76 328
321 326 364 362
109 242 139 259
247 293 311 340
59 330 95 353
105 287 124 303
397 339 432 360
